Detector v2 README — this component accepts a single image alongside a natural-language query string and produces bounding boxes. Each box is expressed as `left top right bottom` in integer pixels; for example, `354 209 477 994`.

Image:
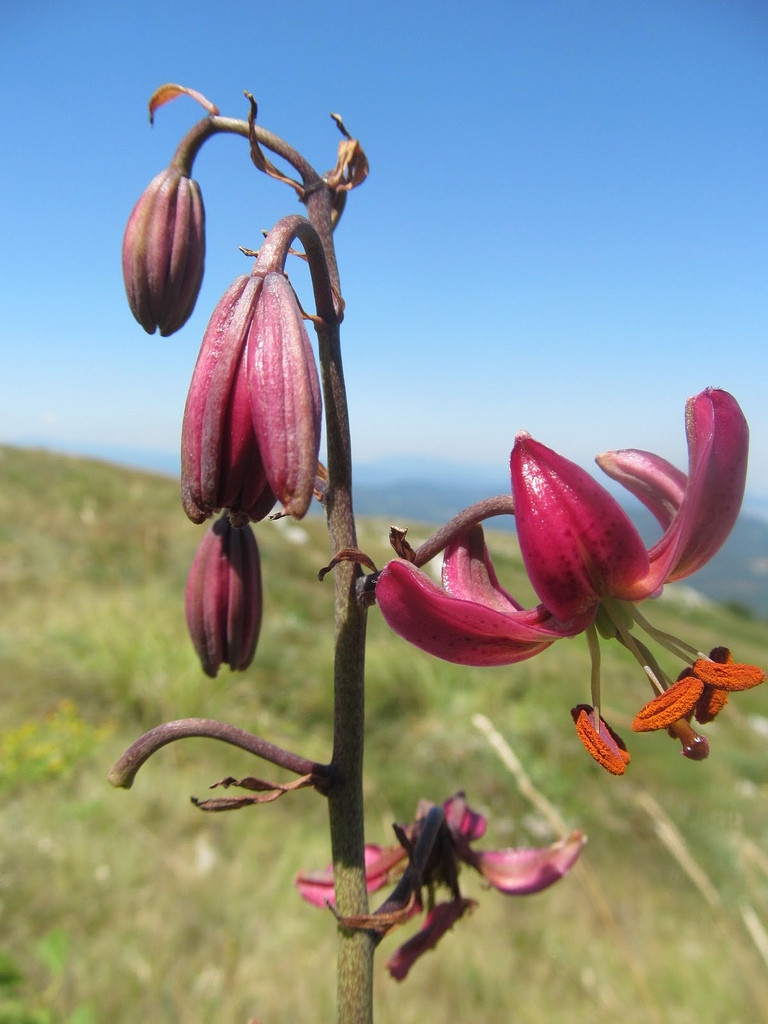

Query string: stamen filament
586 624 602 733
602 597 664 694
627 603 703 663
632 637 673 696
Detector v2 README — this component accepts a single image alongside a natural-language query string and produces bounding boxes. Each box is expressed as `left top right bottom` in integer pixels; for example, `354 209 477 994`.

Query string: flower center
573 598 765 773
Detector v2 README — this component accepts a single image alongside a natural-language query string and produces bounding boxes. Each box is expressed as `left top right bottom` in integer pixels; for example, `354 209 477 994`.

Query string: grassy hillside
2 445 768 1023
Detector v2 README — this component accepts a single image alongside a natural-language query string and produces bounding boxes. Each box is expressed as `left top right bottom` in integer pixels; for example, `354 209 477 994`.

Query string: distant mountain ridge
7 443 767 616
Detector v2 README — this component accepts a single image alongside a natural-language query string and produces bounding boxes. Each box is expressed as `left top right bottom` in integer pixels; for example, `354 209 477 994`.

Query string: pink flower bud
247 273 322 519
184 515 262 677
181 274 276 526
122 166 205 337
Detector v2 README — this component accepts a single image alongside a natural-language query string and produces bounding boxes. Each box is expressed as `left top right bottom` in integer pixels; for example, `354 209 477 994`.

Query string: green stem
302 184 374 1022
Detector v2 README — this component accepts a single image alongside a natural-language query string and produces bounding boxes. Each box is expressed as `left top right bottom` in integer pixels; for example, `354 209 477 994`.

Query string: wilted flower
122 166 205 337
296 792 585 980
185 513 262 676
376 389 765 772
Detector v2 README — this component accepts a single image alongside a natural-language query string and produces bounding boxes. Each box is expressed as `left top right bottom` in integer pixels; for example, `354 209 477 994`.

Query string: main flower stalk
299 184 375 1023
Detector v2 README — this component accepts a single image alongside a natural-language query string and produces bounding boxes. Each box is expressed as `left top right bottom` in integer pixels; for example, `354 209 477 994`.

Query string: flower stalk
298 184 375 1024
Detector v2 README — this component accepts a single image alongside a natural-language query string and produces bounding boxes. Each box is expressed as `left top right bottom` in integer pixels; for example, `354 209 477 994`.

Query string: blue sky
2 0 767 494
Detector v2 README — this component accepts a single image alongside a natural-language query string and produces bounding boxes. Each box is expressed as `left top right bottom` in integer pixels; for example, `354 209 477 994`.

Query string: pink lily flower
376 389 764 772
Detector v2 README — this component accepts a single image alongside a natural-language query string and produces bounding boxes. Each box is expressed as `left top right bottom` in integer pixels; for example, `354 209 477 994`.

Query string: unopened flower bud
247 273 322 519
122 166 205 336
181 273 276 525
185 514 262 677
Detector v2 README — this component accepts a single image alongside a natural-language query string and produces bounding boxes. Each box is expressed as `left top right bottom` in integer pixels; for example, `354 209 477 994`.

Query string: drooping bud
181 273 276 526
247 273 322 519
184 514 262 677
122 166 205 336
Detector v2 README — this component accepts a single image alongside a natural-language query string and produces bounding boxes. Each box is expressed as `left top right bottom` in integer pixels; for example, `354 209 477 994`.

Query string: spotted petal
376 558 593 667
441 526 524 614
511 433 650 620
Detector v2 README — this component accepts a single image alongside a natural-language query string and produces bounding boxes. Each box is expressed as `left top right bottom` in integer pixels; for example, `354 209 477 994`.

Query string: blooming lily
376 389 764 772
296 792 584 980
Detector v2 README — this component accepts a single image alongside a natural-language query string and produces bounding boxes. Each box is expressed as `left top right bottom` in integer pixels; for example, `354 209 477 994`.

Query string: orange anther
571 705 630 775
632 673 704 732
692 658 765 693
694 685 729 724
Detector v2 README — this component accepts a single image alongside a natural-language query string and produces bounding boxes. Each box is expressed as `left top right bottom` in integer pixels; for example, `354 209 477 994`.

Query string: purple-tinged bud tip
122 167 205 337
184 514 262 677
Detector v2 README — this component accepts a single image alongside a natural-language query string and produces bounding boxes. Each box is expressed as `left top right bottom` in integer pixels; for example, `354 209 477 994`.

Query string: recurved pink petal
376 559 593 667
295 868 335 909
661 388 748 582
472 830 586 894
511 433 649 620
622 389 749 597
442 526 524 613
296 843 407 908
596 449 686 531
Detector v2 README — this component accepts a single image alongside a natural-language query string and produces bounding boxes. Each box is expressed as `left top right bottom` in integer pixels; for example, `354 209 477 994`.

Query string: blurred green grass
2 445 768 1022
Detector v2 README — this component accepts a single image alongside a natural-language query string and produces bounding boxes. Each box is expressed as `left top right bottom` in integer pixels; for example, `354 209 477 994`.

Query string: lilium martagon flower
296 792 585 980
376 389 765 774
